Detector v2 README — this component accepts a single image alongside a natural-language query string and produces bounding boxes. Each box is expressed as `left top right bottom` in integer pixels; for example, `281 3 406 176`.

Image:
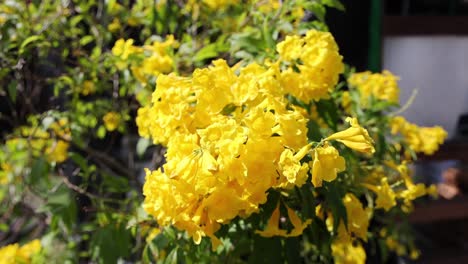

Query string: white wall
383 36 468 138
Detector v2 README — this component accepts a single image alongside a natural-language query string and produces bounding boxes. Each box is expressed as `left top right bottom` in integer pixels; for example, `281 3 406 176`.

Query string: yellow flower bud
325 117 375 154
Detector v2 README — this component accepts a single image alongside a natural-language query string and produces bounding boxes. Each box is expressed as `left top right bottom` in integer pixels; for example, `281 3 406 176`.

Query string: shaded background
327 1 468 263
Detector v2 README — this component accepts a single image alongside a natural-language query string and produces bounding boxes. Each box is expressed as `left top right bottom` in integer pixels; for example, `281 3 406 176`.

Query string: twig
390 89 418 116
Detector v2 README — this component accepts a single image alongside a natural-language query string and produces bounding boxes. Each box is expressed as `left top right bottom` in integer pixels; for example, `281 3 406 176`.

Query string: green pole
368 0 382 72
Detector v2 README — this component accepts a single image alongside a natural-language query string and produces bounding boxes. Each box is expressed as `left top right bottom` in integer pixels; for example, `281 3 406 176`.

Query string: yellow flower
331 240 366 264
399 183 426 201
426 184 438 198
363 178 396 211
341 91 352 113
255 202 287 237
0 239 41 264
131 36 177 78
278 143 311 188
277 30 344 102
112 38 142 70
107 1 123 15
81 80 95 96
146 228 161 243
103 111 121 132
255 202 311 237
325 117 375 154
346 194 370 240
16 240 41 262
0 162 12 184
276 35 303 62
257 0 281 13
46 140 69 163
410 248 421 260
391 116 447 155
0 243 19 264
107 18 121 33
202 0 237 9
127 17 140 27
0 15 6 26
310 143 346 187
386 237 406 256
348 70 400 107
139 58 312 246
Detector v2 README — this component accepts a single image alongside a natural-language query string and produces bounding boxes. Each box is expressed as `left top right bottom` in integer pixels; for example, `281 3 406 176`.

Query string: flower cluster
0 239 41 264
347 70 400 107
139 59 311 247
277 30 344 102
9 118 70 164
0 118 70 190
112 35 178 84
137 29 388 250
391 116 447 155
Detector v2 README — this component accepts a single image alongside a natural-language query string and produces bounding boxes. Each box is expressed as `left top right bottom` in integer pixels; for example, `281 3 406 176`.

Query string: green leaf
305 2 326 22
249 235 283 264
29 158 49 184
19 35 43 54
37 185 77 231
142 245 155 264
7 81 17 103
307 120 323 142
0 223 8 232
194 42 228 62
69 15 84 27
315 99 340 131
323 183 347 233
100 172 130 193
164 247 178 264
69 152 88 171
97 125 106 139
90 223 132 264
79 35 94 46
321 0 346 11
285 237 301 264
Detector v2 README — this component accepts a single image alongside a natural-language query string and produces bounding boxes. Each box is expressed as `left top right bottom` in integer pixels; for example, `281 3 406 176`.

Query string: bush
0 0 446 263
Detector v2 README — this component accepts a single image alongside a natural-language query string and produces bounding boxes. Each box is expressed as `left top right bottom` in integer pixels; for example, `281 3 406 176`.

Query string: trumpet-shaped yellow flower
363 178 396 211
80 80 95 96
111 38 141 60
46 140 69 163
255 203 287 237
343 193 370 241
278 143 311 188
325 193 369 243
107 18 121 33
323 194 370 244
331 240 366 264
399 183 426 201
310 143 346 187
103 111 121 132
325 117 375 154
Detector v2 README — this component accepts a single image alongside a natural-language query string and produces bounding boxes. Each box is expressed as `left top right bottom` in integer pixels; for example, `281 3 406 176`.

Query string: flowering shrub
0 0 447 263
